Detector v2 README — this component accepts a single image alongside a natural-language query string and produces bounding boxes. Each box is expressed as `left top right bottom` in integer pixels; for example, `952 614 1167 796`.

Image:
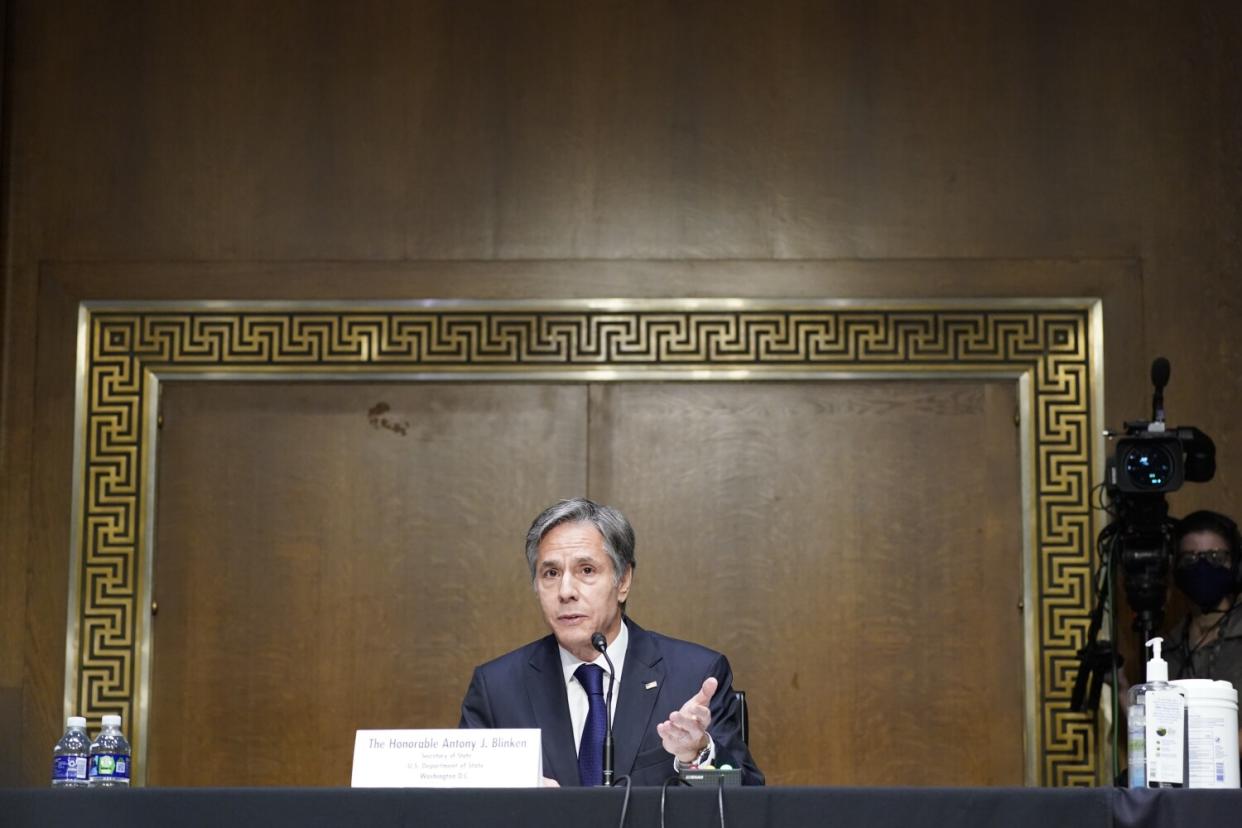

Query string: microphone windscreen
1151 357 1171 388
590 632 608 653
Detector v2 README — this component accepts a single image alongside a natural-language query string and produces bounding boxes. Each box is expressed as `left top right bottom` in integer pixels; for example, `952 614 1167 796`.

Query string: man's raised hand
656 676 717 763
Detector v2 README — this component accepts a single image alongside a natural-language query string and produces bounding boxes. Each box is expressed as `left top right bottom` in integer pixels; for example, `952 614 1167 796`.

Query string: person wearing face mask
1164 509 1242 766
1167 511 1242 679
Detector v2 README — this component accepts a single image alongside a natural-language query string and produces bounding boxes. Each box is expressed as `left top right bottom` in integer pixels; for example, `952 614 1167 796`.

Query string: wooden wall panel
147 376 1023 786
2 0 1240 786
0 2 1202 262
590 381 1024 785
148 381 583 786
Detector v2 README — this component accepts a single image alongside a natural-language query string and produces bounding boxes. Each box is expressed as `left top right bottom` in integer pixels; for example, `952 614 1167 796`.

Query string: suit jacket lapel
612 621 665 777
525 637 579 785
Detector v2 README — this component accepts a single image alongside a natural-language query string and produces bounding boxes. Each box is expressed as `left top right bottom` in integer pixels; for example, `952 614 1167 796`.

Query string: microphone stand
591 632 617 786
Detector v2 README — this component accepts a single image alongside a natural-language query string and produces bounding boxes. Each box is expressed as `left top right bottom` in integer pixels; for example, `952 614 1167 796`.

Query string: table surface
4 785 1241 828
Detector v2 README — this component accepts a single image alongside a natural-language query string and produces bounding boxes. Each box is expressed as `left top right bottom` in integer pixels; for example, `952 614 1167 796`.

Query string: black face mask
1174 559 1236 612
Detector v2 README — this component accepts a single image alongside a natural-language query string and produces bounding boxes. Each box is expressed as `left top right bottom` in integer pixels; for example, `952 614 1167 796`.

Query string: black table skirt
4 786 1240 828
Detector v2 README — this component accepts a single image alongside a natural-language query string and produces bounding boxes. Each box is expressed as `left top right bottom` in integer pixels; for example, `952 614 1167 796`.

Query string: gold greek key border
66 299 1104 786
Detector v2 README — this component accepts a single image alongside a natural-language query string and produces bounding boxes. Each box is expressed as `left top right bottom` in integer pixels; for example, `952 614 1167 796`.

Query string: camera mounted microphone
590 632 617 787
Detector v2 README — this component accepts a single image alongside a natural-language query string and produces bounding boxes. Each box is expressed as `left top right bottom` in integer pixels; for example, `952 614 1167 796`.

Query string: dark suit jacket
458 619 763 786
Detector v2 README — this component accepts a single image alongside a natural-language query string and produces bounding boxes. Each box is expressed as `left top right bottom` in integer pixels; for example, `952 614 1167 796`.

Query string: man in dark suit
459 498 763 786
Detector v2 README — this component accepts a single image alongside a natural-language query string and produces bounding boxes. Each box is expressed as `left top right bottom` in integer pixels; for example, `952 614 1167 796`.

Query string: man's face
534 521 632 662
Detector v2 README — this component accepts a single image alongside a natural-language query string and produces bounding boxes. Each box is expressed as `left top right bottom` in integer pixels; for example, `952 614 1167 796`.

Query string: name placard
351 729 542 788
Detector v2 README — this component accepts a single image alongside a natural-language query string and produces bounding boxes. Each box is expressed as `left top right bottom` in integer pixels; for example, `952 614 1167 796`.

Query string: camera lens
1123 444 1174 489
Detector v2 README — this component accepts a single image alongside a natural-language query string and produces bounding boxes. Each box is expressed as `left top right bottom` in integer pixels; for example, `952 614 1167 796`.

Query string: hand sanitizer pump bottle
1127 637 1188 788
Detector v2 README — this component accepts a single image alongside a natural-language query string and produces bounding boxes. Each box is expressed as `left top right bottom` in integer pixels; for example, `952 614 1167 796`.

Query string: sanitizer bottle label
1144 690 1185 785
1126 706 1145 788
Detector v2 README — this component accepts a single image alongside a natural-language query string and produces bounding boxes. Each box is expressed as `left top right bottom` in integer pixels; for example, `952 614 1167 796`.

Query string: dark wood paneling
590 381 1024 785
3 0 1240 786
0 2 1209 262
0 685 19 787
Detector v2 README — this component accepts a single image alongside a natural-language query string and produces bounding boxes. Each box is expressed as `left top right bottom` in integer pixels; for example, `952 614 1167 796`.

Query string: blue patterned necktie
575 663 607 786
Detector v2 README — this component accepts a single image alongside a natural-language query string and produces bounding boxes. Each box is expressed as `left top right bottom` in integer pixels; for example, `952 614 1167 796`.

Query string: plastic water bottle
51 716 90 788
88 714 132 787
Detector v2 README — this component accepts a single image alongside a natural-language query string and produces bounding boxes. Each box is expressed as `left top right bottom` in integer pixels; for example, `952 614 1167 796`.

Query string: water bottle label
89 753 130 781
53 755 88 781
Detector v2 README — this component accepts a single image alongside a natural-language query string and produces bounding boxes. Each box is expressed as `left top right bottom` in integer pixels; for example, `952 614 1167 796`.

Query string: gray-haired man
459 498 763 786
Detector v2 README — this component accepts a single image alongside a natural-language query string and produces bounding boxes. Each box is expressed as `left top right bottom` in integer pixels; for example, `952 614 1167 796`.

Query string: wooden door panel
588 381 1024 785
148 382 586 786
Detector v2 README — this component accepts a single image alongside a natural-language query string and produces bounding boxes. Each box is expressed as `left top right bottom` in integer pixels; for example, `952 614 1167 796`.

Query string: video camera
1105 358 1215 641
1107 362 1216 494
1071 357 1216 714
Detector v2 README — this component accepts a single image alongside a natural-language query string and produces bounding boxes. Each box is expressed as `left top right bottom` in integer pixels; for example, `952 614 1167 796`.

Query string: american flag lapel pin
645 681 658 690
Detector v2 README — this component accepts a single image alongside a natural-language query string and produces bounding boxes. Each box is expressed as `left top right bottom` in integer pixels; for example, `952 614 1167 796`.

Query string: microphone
1150 356 1170 389
1151 357 1170 423
590 631 617 787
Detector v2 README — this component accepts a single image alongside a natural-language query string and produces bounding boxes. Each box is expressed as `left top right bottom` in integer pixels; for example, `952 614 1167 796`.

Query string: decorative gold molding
67 299 1103 786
